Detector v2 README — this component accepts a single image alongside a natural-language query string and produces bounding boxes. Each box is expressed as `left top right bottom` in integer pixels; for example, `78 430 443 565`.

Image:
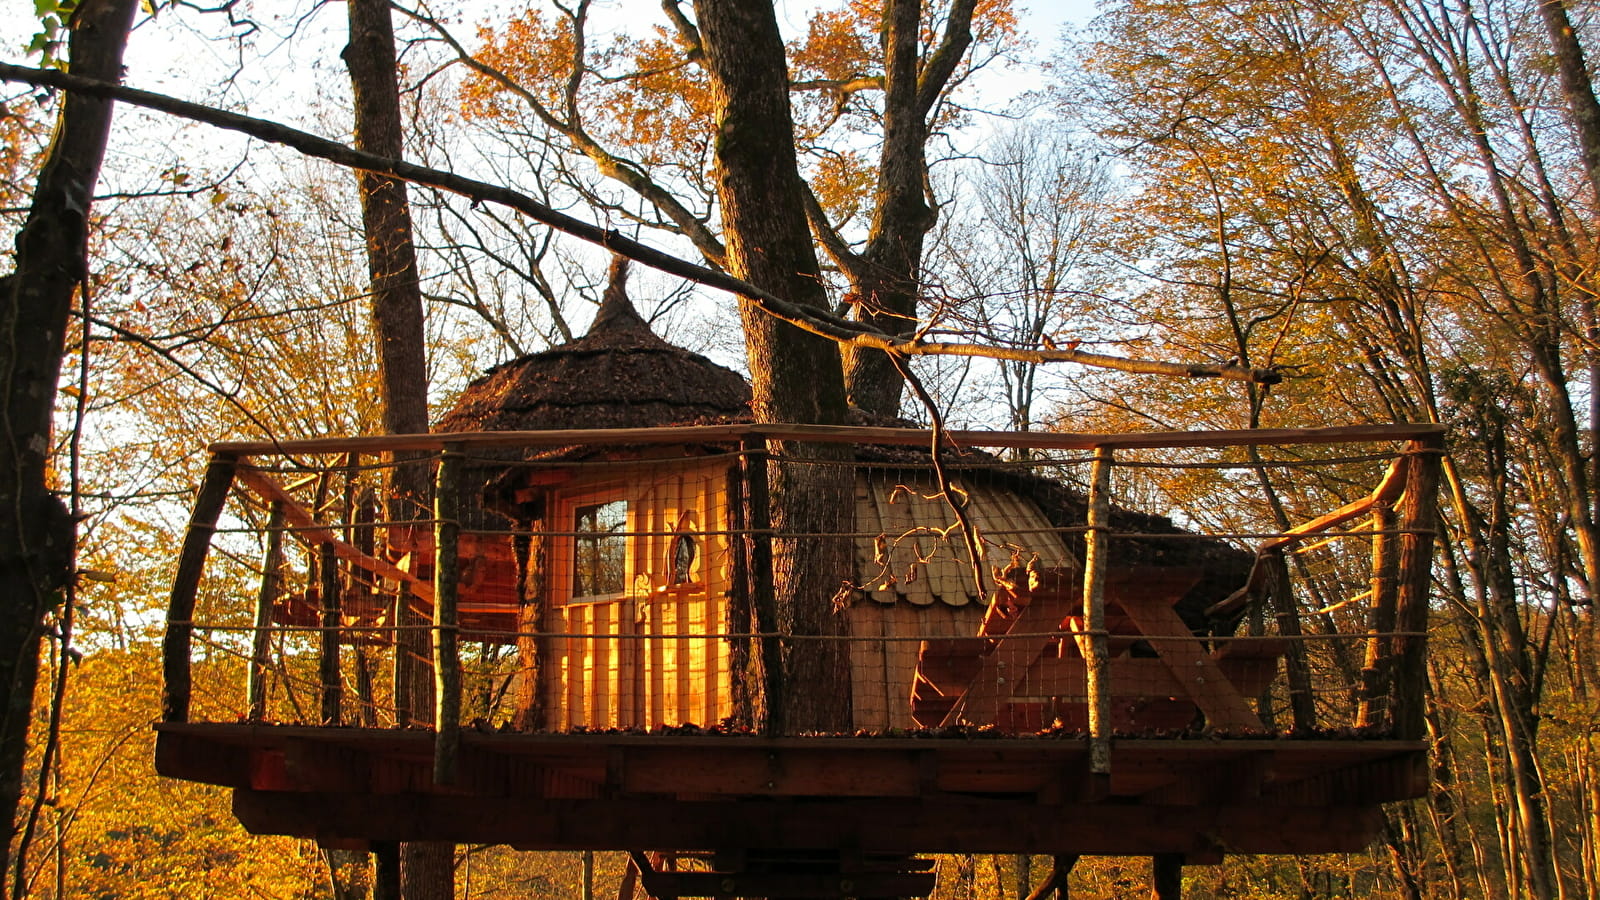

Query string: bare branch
0 63 1283 386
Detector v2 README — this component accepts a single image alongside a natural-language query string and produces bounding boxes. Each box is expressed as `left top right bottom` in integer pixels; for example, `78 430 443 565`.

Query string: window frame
552 485 633 606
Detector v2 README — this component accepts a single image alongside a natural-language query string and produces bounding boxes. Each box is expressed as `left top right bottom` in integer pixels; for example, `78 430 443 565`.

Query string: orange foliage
460 1 1021 214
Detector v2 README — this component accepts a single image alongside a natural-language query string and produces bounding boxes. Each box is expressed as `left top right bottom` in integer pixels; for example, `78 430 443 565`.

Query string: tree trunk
836 0 976 417
1539 0 1600 201
694 0 854 732
342 2 445 896
0 0 138 884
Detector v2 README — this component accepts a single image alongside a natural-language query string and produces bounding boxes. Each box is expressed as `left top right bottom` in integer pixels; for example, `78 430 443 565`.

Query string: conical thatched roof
435 257 751 434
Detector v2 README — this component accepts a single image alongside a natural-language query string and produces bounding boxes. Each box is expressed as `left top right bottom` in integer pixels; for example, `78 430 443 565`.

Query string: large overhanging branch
0 63 1283 386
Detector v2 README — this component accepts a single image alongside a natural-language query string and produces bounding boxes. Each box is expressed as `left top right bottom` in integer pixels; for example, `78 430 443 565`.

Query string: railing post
742 437 783 737
318 541 343 725
1392 437 1444 740
246 500 285 721
433 445 464 783
1082 446 1114 775
1358 498 1399 729
162 452 239 724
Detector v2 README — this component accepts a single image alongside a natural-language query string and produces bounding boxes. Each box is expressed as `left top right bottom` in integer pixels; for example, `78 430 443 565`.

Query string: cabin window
572 498 628 600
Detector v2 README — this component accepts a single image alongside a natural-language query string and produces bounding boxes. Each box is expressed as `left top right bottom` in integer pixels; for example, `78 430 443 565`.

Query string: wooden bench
910 567 1282 734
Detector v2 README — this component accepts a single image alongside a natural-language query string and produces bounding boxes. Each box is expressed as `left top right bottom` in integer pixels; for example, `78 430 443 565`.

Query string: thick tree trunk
0 0 137 883
695 0 854 732
1539 0 1600 201
344 0 429 442
343 2 445 896
836 0 975 417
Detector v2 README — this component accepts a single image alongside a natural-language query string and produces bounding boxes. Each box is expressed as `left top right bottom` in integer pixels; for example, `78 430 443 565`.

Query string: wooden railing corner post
162 451 240 724
1392 436 1445 741
1083 446 1114 775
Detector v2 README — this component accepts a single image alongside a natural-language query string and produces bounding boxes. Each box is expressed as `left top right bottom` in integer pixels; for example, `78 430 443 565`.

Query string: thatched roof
435 257 751 434
435 260 1248 626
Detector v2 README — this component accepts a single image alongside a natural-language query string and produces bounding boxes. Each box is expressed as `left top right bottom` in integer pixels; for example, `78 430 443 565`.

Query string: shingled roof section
435 256 751 435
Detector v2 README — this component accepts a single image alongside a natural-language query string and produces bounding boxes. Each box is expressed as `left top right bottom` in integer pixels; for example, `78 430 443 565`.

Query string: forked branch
0 63 1283 386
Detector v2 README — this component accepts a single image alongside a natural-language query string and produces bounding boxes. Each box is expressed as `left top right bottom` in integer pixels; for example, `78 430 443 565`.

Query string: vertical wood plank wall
547 462 733 729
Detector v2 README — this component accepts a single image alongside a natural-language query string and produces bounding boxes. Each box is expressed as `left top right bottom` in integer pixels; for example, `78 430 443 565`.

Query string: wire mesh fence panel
169 425 1438 740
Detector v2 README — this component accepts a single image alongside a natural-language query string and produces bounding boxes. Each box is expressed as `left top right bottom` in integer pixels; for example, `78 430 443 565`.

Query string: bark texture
694 0 853 732
834 0 975 416
0 0 137 880
343 3 445 896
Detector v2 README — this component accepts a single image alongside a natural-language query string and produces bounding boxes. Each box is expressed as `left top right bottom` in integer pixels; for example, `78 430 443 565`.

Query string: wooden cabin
154 265 1446 899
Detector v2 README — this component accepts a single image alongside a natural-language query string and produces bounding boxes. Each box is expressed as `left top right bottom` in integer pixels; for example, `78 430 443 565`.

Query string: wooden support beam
433 445 463 784
163 452 239 723
247 500 285 721
230 790 1388 855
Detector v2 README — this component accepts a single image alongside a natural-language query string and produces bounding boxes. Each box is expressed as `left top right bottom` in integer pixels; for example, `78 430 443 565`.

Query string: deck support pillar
372 841 400 900
1082 447 1114 776
1151 854 1182 899
433 445 463 784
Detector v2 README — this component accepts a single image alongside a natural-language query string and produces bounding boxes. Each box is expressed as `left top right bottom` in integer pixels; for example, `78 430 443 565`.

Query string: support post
162 452 239 723
1392 437 1444 740
1082 446 1113 776
1358 499 1399 729
319 541 343 725
246 500 285 721
433 445 463 783
743 438 783 737
1151 854 1182 900
372 841 400 900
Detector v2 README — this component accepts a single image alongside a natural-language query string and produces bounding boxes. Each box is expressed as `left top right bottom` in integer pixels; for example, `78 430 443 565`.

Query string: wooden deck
155 723 1425 858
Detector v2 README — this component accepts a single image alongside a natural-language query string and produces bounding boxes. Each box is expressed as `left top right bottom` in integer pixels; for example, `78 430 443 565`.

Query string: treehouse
155 269 1445 899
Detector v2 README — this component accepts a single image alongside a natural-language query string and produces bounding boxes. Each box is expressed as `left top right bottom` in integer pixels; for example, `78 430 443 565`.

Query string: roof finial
587 255 649 335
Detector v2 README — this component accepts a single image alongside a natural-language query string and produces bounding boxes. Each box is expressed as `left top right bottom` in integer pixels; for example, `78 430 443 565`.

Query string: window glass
573 499 627 599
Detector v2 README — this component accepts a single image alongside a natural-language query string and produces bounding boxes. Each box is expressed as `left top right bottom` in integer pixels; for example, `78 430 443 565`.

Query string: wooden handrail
208 422 1445 457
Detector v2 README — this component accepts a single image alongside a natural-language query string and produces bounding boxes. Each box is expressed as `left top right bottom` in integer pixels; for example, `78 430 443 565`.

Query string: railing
161 423 1444 780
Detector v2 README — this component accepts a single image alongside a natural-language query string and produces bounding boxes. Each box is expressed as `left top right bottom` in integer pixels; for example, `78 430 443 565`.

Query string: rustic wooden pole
1082 446 1114 776
743 439 784 737
246 500 285 721
1392 437 1444 740
1357 499 1399 729
319 541 343 726
433 446 463 784
162 452 239 723
1151 854 1183 899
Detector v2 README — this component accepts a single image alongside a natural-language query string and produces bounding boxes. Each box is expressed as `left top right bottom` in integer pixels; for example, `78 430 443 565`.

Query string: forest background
1 0 1598 897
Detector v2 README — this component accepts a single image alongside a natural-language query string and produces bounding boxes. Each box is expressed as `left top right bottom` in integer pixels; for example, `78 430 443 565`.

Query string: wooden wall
544 461 733 730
